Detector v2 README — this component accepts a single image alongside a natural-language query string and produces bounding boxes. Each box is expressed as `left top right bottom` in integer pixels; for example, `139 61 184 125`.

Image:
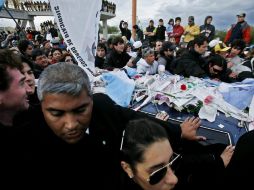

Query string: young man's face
0 68 30 113
237 16 245 22
194 41 208 55
175 20 181 25
41 89 93 144
149 21 154 27
96 47 106 58
114 42 125 53
22 62 35 95
35 54 49 68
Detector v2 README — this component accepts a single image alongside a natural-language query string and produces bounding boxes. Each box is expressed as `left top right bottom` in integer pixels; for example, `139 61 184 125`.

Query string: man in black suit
22 63 204 188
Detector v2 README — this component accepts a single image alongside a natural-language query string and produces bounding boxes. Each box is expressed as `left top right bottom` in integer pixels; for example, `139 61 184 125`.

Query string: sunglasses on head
212 67 222 73
147 153 181 185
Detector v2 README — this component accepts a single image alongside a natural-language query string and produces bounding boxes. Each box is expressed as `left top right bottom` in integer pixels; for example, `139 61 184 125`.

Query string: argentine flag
0 0 5 12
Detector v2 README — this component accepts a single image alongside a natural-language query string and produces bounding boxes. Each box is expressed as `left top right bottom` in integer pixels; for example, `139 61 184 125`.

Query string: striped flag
0 0 5 11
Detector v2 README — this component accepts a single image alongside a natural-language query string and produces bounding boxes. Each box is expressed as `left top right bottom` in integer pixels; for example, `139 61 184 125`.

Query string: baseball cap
214 42 231 52
237 13 246 17
133 41 142 49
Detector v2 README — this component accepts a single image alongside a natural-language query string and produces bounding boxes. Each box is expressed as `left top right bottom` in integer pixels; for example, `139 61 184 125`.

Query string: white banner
50 0 102 80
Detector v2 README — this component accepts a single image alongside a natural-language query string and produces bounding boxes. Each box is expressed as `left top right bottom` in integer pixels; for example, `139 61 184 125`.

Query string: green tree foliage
99 24 119 34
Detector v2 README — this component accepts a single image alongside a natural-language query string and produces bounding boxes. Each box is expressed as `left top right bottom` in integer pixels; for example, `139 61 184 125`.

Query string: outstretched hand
180 116 206 141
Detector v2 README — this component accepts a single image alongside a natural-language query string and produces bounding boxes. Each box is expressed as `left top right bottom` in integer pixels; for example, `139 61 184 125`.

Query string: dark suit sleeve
92 93 182 151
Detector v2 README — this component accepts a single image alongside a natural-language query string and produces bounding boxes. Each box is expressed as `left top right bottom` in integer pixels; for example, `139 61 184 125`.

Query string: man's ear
121 161 134 178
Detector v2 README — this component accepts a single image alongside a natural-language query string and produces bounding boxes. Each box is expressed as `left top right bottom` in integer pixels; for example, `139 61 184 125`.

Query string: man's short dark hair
231 39 246 52
18 40 33 54
112 36 124 46
97 42 107 54
0 49 23 91
32 48 46 61
175 17 181 22
193 35 208 46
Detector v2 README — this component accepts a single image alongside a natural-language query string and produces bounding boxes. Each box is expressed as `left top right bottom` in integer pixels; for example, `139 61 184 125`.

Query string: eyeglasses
120 130 181 185
147 153 181 185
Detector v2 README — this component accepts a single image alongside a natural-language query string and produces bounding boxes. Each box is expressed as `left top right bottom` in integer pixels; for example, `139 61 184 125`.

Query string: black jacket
171 49 207 77
105 49 131 69
2 93 182 189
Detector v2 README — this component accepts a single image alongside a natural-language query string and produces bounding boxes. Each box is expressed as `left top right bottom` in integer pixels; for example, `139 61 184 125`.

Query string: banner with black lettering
50 0 102 79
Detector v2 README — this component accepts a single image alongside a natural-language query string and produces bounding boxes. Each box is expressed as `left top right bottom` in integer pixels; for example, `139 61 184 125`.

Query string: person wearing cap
183 16 200 44
119 20 132 41
126 41 143 68
157 41 176 74
213 41 231 59
224 13 251 46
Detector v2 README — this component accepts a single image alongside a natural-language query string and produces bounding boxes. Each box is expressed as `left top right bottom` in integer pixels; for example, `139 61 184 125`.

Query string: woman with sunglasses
120 118 179 190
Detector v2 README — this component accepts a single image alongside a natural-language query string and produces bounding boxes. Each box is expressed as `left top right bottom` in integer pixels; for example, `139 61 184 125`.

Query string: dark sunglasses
147 153 181 185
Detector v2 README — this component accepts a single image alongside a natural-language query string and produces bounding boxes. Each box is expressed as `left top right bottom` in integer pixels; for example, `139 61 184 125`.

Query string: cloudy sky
108 0 254 30
0 0 253 31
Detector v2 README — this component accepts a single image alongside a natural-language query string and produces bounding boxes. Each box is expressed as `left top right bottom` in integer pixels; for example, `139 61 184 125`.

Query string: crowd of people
95 13 253 83
0 9 253 190
101 0 116 14
4 0 51 11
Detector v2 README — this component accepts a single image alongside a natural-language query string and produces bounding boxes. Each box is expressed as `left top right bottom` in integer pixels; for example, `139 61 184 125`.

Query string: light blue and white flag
49 0 102 80
0 0 6 12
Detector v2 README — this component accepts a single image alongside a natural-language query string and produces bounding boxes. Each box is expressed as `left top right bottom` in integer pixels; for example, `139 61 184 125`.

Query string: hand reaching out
180 117 206 141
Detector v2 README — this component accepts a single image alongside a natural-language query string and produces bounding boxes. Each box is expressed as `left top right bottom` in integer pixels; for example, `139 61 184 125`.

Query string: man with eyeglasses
19 62 206 188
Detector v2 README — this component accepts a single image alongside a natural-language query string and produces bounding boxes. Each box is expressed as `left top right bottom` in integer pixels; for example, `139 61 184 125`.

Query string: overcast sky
0 0 253 31
108 0 254 30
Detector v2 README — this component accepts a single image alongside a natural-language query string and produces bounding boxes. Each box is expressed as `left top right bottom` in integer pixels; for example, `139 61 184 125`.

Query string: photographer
0 32 17 49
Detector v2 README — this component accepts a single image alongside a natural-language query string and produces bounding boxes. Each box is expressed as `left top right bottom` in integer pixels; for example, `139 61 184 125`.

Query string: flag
49 0 102 80
0 0 5 11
